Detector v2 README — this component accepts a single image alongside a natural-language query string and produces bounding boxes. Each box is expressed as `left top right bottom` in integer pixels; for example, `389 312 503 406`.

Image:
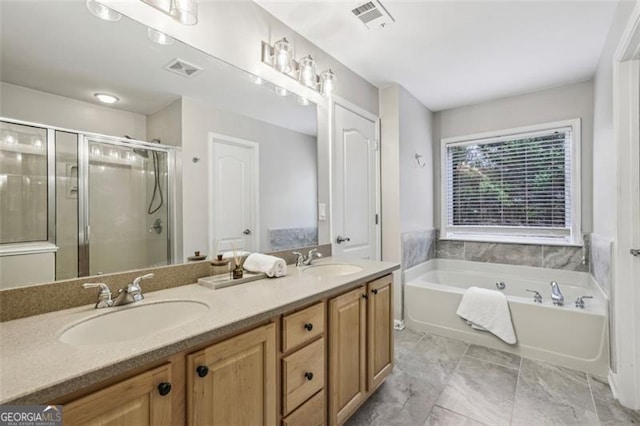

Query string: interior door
210 137 258 253
332 103 379 260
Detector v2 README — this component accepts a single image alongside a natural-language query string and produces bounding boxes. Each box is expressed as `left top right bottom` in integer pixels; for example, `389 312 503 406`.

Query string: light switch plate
318 203 326 221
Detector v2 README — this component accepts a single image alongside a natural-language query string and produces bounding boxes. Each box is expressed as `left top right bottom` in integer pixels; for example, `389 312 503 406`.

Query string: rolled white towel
243 253 287 278
221 250 251 260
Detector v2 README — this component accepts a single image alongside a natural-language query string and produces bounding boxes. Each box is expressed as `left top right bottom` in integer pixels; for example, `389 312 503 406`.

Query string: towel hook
414 153 426 168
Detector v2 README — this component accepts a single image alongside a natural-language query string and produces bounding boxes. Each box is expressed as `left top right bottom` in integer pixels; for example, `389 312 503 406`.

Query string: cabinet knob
304 371 314 381
372 289 378 295
196 365 209 377
304 323 313 331
157 382 172 396
362 294 368 300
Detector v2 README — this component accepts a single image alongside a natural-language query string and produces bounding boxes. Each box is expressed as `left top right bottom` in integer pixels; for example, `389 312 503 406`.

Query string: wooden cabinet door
329 286 367 426
63 364 173 426
367 275 393 390
187 323 276 426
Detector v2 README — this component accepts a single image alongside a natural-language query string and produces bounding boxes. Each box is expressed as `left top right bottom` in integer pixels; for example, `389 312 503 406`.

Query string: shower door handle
243 229 252 235
631 249 640 257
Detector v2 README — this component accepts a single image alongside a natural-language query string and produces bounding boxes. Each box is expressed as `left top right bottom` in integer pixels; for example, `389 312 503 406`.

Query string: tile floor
346 329 640 426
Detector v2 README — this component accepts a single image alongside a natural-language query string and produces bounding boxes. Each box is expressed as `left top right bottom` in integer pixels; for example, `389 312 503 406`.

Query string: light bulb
86 0 121 21
95 93 119 104
148 28 174 45
297 96 310 106
31 136 43 148
273 38 292 73
249 75 263 85
320 69 336 96
275 86 288 97
298 55 317 88
2 131 17 146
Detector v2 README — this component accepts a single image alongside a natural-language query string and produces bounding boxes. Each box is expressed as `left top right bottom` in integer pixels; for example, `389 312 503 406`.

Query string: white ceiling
0 2 317 136
257 0 619 111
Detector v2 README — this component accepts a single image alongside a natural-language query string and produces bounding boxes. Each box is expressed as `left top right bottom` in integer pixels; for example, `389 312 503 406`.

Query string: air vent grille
164 58 203 78
351 0 394 30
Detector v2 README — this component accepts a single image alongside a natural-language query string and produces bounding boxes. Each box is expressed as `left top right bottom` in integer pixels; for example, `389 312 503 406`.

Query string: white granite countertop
0 258 399 404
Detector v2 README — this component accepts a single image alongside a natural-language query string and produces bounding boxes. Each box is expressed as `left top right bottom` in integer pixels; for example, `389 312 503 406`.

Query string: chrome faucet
84 273 154 309
550 281 564 306
575 295 593 309
293 249 323 267
113 273 154 306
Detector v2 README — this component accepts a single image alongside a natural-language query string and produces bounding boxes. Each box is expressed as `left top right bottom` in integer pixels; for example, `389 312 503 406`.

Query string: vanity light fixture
297 96 310 106
249 75 263 85
274 86 288 97
86 0 121 22
141 0 198 26
148 28 174 45
298 55 317 88
320 69 336 97
2 131 18 146
31 136 44 149
94 93 119 104
262 39 336 98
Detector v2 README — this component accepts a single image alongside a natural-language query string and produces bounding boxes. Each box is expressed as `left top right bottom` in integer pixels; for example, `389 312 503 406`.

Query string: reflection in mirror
0 2 318 289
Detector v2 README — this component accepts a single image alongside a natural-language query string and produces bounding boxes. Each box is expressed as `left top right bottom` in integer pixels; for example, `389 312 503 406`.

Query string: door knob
336 235 351 244
243 229 252 235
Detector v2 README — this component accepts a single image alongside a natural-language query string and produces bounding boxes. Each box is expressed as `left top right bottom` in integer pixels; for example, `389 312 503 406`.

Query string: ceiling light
275 86 288 97
141 0 197 25
86 0 121 22
273 38 293 74
297 96 310 106
148 28 174 45
94 93 119 104
320 69 336 96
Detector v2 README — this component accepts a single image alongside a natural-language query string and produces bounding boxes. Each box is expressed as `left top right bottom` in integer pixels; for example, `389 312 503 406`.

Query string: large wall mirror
0 2 319 289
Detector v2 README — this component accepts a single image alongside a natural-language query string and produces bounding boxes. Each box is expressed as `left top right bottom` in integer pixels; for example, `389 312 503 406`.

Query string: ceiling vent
351 1 394 30
164 58 203 78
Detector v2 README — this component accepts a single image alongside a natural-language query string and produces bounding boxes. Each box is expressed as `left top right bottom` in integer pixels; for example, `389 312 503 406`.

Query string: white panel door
210 138 258 253
332 103 379 260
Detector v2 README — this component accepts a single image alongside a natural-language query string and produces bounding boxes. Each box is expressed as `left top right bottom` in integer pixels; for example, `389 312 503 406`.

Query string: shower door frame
78 135 176 277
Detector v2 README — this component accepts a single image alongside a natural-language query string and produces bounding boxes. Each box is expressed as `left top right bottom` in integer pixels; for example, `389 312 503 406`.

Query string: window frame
439 119 582 246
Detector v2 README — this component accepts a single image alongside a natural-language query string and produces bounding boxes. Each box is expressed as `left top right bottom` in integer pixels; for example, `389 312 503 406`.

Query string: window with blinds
441 120 581 244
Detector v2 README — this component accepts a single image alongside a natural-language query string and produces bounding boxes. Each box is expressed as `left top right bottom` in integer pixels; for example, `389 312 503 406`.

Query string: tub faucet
113 273 154 306
550 281 564 306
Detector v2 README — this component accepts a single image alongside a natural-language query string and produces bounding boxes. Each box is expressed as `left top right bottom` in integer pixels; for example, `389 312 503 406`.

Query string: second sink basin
303 263 363 277
59 300 209 345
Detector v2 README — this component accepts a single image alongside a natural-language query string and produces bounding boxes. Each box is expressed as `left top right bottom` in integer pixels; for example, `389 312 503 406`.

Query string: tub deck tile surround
434 238 588 272
347 330 639 426
401 230 436 270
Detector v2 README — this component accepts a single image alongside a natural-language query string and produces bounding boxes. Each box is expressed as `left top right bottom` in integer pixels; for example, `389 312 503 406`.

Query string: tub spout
550 281 564 306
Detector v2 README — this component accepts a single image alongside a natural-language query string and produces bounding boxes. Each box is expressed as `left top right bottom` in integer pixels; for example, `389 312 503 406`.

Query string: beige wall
380 86 401 263
433 80 595 232
0 82 147 139
180 97 317 257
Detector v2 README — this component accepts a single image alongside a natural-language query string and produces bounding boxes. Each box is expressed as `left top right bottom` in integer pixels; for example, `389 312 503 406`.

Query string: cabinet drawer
282 302 324 352
282 389 325 426
282 338 325 415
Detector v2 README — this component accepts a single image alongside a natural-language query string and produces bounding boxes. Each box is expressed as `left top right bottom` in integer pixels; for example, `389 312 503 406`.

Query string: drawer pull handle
372 289 378 295
304 322 313 331
304 371 314 381
196 365 209 378
157 382 172 396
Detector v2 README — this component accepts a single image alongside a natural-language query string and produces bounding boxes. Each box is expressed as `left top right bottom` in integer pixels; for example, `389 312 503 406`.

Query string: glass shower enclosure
1 119 175 282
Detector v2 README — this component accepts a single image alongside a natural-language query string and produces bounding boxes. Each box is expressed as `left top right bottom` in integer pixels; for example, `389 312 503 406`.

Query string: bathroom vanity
0 259 398 426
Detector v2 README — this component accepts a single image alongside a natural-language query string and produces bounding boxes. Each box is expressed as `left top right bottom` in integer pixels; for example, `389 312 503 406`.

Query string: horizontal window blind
445 127 572 232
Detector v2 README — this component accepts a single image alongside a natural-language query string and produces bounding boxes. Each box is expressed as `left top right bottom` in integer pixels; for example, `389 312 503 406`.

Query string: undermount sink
302 263 363 277
59 300 209 345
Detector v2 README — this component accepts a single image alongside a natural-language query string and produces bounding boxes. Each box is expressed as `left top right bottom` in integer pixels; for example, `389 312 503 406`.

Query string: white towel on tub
456 286 517 345
243 253 287 278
